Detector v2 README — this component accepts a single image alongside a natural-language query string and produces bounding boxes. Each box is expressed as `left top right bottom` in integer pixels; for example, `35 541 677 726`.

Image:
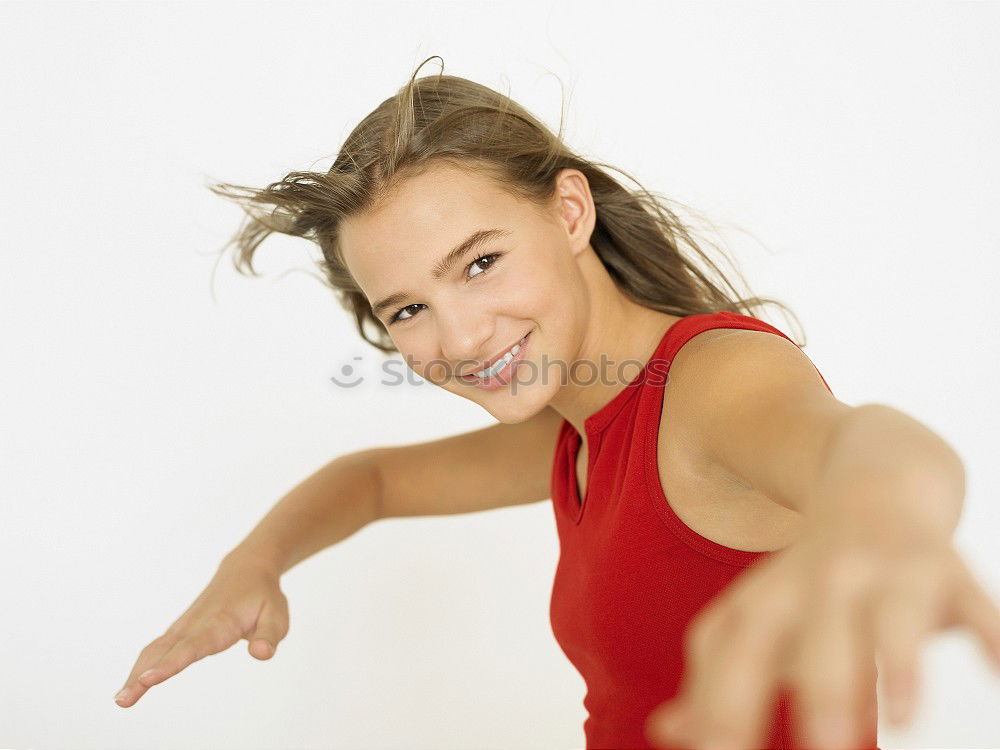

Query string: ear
553 168 596 258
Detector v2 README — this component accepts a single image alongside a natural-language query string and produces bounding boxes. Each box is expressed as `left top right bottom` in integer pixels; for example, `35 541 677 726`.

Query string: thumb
248 638 275 660
247 601 287 660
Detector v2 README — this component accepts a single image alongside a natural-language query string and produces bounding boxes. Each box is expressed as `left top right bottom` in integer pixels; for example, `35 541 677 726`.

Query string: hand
114 553 291 707
643 530 1000 749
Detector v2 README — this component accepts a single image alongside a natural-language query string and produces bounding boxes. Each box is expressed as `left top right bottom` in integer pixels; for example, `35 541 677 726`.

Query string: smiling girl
115 57 1000 750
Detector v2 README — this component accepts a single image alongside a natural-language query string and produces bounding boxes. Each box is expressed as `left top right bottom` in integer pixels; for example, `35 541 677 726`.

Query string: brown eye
388 252 504 326
467 252 502 279
390 304 424 324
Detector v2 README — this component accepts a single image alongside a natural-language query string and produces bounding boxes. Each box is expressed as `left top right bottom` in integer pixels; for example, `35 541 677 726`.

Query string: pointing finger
144 618 243 687
115 633 177 707
694 607 787 748
872 558 944 727
793 556 872 750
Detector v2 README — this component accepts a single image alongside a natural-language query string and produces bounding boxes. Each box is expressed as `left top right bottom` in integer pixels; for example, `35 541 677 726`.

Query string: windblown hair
207 56 803 354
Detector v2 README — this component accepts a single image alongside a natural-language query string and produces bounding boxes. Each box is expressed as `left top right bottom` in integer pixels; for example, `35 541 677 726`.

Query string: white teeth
472 341 521 379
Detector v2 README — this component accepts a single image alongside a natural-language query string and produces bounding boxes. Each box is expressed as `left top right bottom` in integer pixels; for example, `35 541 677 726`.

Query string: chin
488 393 553 425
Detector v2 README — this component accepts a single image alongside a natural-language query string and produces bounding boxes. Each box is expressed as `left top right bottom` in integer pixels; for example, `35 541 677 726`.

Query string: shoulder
663 325 830 409
668 326 813 380
658 326 851 507
657 328 758 481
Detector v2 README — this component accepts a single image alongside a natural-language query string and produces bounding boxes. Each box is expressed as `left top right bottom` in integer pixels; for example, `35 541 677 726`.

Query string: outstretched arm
642 329 999 750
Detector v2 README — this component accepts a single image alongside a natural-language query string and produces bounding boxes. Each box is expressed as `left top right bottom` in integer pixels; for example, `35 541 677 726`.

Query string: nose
436 308 493 376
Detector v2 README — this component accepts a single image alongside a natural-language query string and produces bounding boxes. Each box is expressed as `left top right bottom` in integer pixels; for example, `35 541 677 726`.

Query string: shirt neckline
559 314 694 524
577 314 690 436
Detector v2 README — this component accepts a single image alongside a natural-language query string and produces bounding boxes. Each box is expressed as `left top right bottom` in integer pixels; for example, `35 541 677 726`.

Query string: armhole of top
642 311 812 567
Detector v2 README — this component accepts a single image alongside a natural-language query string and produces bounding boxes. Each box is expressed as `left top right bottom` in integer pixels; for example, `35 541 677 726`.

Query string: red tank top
548 311 879 749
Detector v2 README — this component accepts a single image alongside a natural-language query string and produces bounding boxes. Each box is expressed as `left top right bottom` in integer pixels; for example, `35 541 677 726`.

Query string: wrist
221 541 285 578
804 462 959 549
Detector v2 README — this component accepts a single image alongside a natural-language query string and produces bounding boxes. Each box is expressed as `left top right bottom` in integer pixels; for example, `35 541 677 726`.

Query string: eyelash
387 251 504 325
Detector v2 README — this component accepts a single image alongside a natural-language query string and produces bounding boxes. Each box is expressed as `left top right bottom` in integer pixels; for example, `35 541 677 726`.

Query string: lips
459 332 530 378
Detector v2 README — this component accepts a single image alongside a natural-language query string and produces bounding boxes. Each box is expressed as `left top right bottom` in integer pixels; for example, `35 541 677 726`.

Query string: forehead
340 163 522 290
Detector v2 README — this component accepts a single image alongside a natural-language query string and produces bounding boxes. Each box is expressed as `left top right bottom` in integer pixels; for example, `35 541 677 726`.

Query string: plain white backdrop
2 2 998 748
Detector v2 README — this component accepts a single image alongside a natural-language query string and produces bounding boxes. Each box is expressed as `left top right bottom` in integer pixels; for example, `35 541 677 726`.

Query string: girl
114 57 1000 750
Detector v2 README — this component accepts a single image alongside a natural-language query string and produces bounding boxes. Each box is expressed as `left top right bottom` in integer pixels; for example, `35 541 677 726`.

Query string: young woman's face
339 162 594 423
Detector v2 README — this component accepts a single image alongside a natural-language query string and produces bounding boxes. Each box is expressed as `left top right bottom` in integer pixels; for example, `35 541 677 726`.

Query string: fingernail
114 689 128 702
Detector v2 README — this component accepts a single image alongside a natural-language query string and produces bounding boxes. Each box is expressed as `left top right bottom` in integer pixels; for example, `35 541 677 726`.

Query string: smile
459 331 531 388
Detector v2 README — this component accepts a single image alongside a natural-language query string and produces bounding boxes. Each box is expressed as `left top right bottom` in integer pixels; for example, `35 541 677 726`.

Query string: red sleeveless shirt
548 311 880 749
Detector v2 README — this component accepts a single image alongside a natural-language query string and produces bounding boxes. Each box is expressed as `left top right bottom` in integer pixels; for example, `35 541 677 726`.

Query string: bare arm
117 407 565 708
225 450 383 576
368 404 565 518
227 405 566 575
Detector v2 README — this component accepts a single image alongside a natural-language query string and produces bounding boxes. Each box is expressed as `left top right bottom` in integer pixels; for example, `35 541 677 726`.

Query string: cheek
497 265 551 314
405 344 452 383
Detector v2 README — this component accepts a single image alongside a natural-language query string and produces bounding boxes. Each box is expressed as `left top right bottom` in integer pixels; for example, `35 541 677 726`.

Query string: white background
2 2 998 748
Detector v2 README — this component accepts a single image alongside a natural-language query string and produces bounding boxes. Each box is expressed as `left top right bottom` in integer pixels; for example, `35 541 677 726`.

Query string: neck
548 259 680 439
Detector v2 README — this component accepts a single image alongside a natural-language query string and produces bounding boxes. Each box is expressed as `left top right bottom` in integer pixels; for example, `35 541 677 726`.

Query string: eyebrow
371 228 512 320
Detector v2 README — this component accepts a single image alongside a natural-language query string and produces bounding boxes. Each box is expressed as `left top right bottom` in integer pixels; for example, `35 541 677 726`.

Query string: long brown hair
207 56 803 354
